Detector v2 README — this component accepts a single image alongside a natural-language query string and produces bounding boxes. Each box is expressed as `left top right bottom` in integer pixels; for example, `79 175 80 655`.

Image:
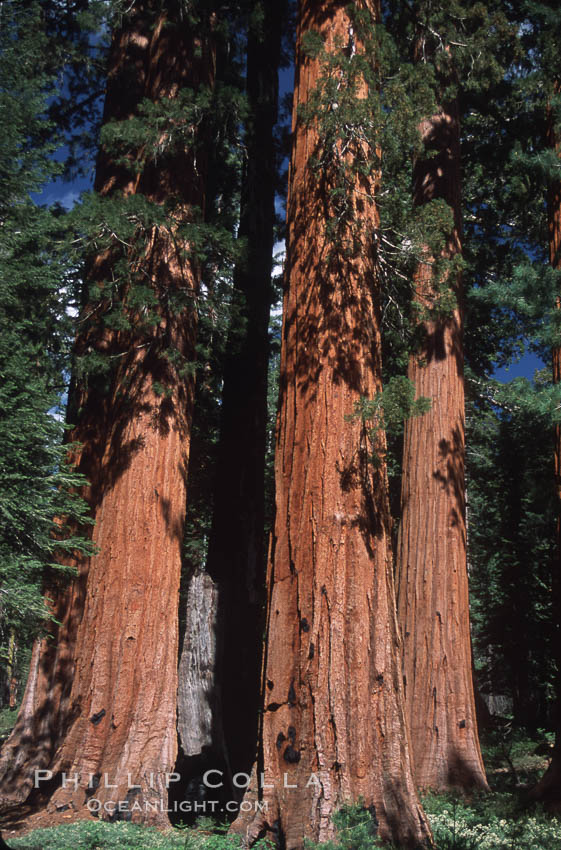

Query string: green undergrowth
7 798 561 850
312 794 561 850
423 793 561 850
6 818 275 850
481 725 555 791
8 820 187 850
5 737 561 850
0 706 18 742
419 730 561 849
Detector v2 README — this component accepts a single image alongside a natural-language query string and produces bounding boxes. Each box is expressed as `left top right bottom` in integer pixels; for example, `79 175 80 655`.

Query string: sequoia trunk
0 3 213 826
231 2 431 848
396 99 487 791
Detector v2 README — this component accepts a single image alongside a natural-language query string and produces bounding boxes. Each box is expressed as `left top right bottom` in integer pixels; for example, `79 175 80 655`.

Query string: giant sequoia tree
8 0 561 842
232 2 431 847
0 0 214 825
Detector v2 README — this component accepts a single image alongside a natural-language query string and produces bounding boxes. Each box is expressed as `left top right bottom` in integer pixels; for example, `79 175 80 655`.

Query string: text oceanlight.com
86 799 268 815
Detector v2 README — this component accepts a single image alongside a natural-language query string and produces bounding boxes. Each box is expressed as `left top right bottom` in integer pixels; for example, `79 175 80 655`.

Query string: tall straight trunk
530 90 561 810
175 1 284 791
396 99 488 791
0 3 214 826
199 0 284 780
232 2 431 848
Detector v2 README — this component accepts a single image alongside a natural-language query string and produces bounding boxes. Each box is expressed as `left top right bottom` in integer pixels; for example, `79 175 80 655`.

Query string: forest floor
1 722 560 849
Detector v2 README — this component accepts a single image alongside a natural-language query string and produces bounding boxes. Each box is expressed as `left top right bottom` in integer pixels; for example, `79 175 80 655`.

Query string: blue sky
36 60 547 389
33 144 93 210
493 350 546 382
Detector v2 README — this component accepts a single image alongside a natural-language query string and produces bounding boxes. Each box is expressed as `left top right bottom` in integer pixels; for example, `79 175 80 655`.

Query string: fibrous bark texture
530 92 561 810
232 3 432 848
396 101 487 791
0 3 213 826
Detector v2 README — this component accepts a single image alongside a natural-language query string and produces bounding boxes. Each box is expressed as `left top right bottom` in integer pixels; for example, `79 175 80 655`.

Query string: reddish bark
231 3 432 848
396 101 488 791
0 3 214 826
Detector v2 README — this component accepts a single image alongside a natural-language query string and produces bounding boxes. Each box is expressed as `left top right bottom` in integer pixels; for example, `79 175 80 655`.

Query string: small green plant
181 819 242 850
308 802 379 850
350 376 431 434
347 376 431 467
480 726 553 792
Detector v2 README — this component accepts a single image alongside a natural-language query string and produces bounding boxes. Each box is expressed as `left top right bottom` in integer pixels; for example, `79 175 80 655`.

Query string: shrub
423 793 561 850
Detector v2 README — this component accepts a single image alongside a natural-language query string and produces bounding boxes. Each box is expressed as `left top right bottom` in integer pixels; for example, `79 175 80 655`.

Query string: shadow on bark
434 423 467 548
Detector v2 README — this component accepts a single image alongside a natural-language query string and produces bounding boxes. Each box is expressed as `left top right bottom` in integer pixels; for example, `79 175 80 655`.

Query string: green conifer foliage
0 1 94 695
468 391 557 729
460 0 561 739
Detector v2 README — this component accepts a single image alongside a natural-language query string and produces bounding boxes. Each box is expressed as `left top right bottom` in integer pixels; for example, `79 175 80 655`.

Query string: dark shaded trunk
0 3 214 827
207 0 283 779
231 2 432 848
175 2 284 797
396 98 488 791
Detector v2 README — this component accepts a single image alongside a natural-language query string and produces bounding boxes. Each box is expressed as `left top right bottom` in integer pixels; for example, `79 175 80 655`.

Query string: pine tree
0 0 216 824
0 0 93 707
527 0 561 809
453 0 561 801
536 104 561 809
468 393 556 730
450 0 557 736
231 2 431 846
